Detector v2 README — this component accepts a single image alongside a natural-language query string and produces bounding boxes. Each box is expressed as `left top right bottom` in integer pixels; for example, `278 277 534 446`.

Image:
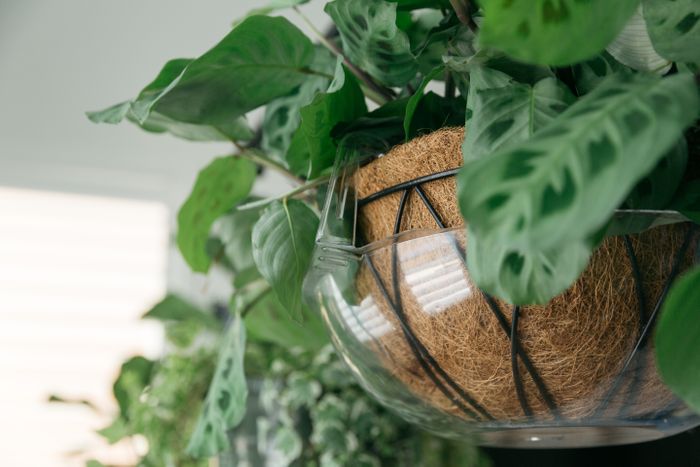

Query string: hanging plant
89 0 700 456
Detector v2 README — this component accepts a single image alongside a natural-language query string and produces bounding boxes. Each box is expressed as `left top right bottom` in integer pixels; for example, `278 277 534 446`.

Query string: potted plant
89 0 700 452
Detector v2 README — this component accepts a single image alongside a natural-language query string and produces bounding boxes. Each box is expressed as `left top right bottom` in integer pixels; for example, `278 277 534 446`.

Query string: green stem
449 0 478 33
237 176 330 211
239 283 272 318
294 6 393 105
235 149 304 185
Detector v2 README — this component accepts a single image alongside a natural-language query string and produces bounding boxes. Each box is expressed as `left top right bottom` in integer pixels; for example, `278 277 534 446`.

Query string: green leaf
218 207 263 275
671 179 700 223
404 66 445 140
134 110 255 142
625 139 687 209
97 417 131 444
113 356 154 420
187 315 248 458
467 228 596 304
144 16 315 126
463 67 574 161
332 97 410 152
325 0 418 86
240 287 329 351
269 425 303 466
572 53 625 95
142 294 218 328
409 91 465 137
261 47 337 162
458 72 699 304
86 101 131 124
284 372 323 409
88 59 255 142
251 200 319 320
390 0 451 10
177 156 256 273
407 11 470 75
478 0 640 66
656 266 700 413
643 0 700 64
286 62 367 178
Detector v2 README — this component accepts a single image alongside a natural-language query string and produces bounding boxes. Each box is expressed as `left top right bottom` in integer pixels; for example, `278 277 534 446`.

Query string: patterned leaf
177 157 256 272
261 47 336 162
325 0 418 86
463 67 574 161
643 0 700 64
572 53 625 95
458 72 699 303
478 0 640 66
187 315 247 458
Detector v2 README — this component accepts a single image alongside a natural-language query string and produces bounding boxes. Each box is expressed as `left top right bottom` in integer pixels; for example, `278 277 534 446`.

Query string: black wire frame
357 167 697 421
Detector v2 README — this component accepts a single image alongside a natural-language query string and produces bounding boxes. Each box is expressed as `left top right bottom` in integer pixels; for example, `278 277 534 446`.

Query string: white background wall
0 1 327 465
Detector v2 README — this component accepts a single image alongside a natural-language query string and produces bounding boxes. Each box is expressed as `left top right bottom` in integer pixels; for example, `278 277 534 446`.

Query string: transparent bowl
303 145 700 448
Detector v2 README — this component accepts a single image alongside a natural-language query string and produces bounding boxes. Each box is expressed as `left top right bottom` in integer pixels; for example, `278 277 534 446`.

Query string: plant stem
293 6 394 105
235 149 304 185
239 284 272 318
449 0 478 33
237 176 330 211
444 70 456 98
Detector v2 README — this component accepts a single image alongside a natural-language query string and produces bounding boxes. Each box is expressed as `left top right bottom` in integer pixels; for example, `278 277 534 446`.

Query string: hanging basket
303 127 700 448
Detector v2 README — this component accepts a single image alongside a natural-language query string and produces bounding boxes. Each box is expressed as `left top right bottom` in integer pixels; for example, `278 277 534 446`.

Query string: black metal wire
365 256 485 421
359 168 697 422
617 235 648 416
593 225 698 416
357 168 460 207
415 184 561 418
511 306 533 417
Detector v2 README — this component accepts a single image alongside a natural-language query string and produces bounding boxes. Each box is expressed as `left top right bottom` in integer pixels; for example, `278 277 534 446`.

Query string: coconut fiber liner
353 127 697 422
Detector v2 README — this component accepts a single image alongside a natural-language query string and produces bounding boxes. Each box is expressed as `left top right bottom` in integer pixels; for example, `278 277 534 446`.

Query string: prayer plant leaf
467 228 597 305
463 67 575 162
286 62 367 178
572 53 625 95
177 156 256 273
262 47 336 162
643 0 700 65
656 266 700 414
187 314 247 458
478 0 640 66
458 72 699 304
139 16 315 126
252 200 320 321
625 139 688 209
87 59 254 142
325 0 418 86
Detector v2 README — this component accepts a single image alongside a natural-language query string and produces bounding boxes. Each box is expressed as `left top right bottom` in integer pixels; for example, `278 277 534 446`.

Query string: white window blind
0 186 168 466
